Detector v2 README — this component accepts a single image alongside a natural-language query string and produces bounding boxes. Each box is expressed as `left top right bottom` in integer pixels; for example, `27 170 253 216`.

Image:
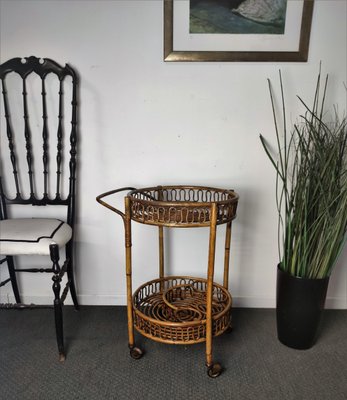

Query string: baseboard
1 294 346 309
325 297 347 309
0 294 126 306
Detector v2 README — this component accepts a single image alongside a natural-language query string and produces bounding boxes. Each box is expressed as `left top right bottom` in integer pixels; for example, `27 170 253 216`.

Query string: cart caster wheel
207 363 222 378
130 347 143 360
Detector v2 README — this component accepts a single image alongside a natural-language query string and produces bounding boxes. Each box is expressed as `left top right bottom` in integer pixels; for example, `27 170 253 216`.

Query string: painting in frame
164 0 314 62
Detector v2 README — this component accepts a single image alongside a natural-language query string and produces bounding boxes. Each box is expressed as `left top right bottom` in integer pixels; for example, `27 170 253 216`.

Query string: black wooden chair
0 56 79 361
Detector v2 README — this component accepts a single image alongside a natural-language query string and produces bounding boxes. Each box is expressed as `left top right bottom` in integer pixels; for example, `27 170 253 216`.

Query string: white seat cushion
0 218 72 256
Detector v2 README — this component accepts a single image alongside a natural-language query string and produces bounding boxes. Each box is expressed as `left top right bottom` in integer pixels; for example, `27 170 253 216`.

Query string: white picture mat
173 0 304 52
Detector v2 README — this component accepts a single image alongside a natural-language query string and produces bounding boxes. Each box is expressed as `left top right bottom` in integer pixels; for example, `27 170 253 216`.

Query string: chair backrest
0 56 78 226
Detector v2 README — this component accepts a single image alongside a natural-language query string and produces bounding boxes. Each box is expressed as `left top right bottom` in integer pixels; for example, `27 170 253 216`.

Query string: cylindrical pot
276 265 329 350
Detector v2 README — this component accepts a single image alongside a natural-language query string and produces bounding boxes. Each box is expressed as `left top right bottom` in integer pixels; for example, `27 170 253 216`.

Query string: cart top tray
128 186 238 227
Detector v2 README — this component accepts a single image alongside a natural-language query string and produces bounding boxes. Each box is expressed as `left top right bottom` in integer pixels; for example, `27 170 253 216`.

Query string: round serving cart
96 186 238 377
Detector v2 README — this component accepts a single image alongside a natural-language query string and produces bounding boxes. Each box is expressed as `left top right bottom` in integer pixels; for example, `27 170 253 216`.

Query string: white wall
0 0 346 308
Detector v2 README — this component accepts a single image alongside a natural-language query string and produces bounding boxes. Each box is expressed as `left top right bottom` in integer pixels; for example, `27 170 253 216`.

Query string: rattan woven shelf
133 276 232 344
96 185 239 378
127 186 238 227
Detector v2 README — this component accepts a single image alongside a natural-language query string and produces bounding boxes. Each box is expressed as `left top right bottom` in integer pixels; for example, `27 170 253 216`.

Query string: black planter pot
276 265 329 350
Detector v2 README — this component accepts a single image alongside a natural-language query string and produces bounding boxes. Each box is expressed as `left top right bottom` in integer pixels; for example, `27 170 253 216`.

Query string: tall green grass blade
260 70 347 279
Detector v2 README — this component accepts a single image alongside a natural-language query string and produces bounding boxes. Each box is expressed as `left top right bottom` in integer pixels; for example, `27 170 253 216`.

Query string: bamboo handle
96 187 136 221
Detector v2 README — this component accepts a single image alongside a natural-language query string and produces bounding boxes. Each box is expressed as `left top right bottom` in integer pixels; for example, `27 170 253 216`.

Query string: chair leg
7 256 21 303
66 242 79 310
50 244 65 362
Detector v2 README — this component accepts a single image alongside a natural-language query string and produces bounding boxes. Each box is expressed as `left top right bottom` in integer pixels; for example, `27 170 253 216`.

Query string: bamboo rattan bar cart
96 186 239 378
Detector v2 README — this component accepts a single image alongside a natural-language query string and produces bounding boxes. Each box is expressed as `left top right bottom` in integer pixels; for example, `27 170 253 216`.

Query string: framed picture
164 0 314 62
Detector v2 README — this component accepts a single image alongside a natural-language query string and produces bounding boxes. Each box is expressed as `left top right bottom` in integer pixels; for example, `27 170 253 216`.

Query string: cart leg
159 226 164 279
124 197 143 360
159 226 165 293
223 221 233 333
158 187 165 284
223 221 232 290
205 203 222 378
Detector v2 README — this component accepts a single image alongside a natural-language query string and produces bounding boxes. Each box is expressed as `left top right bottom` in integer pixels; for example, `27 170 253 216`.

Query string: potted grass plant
260 69 347 349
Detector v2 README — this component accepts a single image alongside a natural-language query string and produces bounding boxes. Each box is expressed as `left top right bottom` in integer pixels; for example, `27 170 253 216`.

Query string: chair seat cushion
0 218 72 255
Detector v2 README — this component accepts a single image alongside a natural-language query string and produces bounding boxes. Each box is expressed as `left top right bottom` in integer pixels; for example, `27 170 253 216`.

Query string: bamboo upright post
158 188 165 287
205 203 218 369
124 196 143 359
159 226 164 279
124 196 135 349
223 221 232 289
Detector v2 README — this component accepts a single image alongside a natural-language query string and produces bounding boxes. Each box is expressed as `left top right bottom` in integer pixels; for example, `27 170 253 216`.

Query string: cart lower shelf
133 276 232 345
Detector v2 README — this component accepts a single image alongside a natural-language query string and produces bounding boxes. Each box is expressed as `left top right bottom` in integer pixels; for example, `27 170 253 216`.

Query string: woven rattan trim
128 186 238 227
132 276 232 345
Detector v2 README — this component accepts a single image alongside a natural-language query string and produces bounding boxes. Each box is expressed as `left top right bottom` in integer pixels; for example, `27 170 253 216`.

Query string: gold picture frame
164 0 314 62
